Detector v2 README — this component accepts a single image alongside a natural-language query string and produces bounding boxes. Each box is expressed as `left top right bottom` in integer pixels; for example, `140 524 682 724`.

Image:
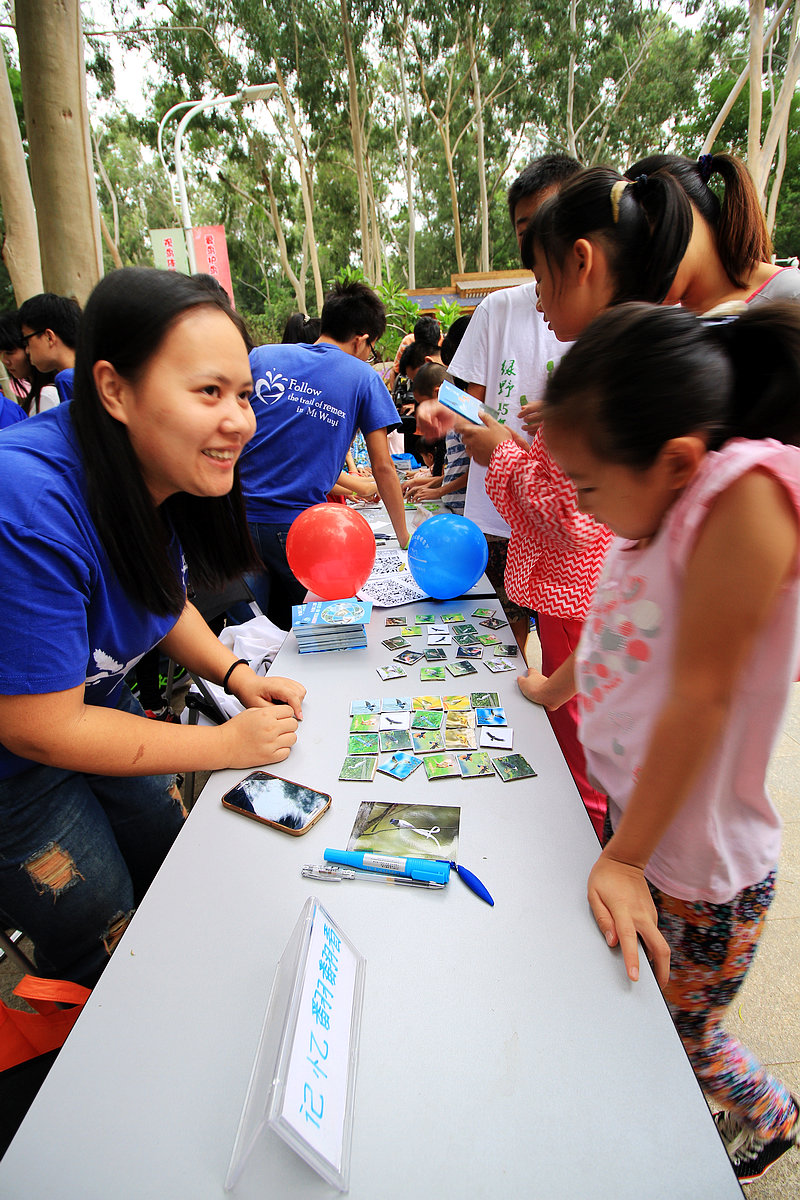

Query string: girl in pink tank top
522 301 800 1183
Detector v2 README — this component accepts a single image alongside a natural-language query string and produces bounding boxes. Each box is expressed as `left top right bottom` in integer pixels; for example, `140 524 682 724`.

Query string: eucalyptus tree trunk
0 42 42 301
340 0 375 283
16 0 102 304
467 29 490 273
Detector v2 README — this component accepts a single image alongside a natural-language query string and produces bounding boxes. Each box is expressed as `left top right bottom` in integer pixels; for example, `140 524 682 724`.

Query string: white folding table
0 595 742 1199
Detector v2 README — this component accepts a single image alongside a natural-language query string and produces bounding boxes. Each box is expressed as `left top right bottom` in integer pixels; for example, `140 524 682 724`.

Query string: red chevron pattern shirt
485 432 613 619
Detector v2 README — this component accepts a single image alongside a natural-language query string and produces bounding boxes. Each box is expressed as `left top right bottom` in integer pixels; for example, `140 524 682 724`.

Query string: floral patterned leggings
602 813 795 1139
650 871 796 1139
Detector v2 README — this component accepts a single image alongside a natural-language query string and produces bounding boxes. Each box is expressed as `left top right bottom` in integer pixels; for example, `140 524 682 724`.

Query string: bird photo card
347 800 460 859
493 754 537 782
377 664 407 680
377 752 424 781
456 751 494 779
350 713 379 733
379 711 411 730
480 726 514 750
411 729 446 755
339 755 378 782
420 666 446 682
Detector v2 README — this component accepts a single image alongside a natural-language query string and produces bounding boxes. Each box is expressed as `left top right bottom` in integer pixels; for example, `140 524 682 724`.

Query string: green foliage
377 277 421 358
13 0 797 309
434 299 461 333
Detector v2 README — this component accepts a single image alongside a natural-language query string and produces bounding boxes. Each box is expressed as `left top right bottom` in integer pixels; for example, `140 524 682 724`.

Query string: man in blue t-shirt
18 292 80 402
239 280 410 628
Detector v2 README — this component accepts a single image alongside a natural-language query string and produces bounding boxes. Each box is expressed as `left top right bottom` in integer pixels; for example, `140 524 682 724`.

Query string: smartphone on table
221 771 331 836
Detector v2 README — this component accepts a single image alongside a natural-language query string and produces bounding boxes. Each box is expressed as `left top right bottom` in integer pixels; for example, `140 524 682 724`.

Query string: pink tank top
576 439 800 902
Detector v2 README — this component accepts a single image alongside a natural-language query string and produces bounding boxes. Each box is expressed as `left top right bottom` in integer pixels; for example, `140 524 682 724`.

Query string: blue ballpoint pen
323 848 494 905
441 861 494 907
324 848 450 885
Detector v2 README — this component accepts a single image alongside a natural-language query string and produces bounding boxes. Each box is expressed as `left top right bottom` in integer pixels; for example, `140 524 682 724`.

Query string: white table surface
0 596 742 1199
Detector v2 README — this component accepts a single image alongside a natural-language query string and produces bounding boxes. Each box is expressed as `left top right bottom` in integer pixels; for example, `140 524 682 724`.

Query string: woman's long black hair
71 267 259 616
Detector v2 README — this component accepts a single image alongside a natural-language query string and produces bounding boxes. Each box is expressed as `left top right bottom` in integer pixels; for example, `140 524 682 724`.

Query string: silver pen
302 864 445 890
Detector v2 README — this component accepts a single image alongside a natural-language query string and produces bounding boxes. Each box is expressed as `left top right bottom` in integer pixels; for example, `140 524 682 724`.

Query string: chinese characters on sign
281 903 361 1179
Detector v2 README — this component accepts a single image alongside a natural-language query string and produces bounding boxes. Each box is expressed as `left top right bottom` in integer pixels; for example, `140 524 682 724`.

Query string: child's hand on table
587 852 671 987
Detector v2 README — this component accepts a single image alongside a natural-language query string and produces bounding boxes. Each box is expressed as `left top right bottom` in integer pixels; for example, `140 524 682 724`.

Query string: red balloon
286 504 376 599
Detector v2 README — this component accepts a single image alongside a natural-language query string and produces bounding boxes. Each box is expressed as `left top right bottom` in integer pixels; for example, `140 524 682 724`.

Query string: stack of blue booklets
291 598 373 654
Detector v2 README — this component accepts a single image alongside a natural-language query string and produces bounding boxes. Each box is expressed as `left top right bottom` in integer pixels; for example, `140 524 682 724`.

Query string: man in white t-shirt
448 156 581 651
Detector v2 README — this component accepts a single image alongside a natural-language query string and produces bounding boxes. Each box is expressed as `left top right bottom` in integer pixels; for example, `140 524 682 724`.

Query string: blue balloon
407 514 489 600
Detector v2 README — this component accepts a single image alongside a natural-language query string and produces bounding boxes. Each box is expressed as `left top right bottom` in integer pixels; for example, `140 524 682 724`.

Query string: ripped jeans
0 688 186 987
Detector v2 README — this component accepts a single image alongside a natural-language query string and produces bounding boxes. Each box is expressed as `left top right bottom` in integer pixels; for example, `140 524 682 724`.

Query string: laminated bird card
377 752 423 781
377 665 407 681
382 636 409 651
347 800 460 858
470 692 499 709
427 633 452 647
348 733 380 756
475 707 507 726
446 661 477 677
350 714 379 733
339 755 378 782
456 645 482 659
411 710 445 730
493 754 537 782
351 699 380 715
453 632 479 647
420 666 446 682
379 729 413 754
456 751 494 779
411 729 446 755
381 696 413 712
444 710 475 729
480 726 513 750
379 711 411 731
484 658 515 674
444 727 477 751
423 754 461 781
424 647 447 662
394 650 424 665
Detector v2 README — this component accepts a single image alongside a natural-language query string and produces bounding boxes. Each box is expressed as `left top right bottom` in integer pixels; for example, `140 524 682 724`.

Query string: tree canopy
1 0 799 343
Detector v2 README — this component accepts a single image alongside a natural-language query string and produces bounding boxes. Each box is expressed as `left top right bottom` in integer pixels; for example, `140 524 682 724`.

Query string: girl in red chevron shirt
458 166 694 839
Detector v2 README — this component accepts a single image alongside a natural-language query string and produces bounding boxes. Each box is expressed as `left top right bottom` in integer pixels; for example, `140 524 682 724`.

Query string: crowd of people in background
1 145 800 1183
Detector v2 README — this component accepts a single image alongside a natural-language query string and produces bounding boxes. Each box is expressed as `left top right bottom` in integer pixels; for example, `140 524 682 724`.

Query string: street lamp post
171 84 279 273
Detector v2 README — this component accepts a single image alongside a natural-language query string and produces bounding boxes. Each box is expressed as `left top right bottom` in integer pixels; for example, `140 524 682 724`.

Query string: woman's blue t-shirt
0 404 181 778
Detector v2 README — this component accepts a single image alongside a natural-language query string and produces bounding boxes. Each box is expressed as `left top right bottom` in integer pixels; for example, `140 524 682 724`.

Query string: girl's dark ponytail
713 302 800 445
614 172 693 304
525 166 692 307
708 154 773 287
626 151 772 289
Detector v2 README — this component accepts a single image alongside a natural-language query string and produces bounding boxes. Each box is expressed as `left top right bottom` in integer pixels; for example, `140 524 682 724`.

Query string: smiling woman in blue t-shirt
0 268 305 986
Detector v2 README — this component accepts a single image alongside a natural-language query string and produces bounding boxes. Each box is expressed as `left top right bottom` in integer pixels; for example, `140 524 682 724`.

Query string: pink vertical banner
192 224 235 307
